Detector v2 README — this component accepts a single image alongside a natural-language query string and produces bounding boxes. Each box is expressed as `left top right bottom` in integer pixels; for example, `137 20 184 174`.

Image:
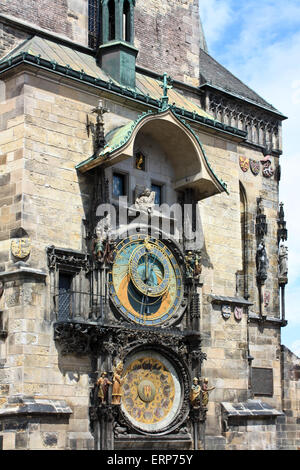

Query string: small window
113 173 126 198
58 273 73 321
151 184 162 205
123 0 131 42
108 0 116 41
88 0 99 48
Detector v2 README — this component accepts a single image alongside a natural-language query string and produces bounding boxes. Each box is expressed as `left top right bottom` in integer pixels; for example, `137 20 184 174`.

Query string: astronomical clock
109 234 185 327
81 228 205 450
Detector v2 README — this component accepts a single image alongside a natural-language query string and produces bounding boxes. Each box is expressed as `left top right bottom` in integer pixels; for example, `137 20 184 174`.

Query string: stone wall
0 0 88 46
135 0 201 85
278 346 300 450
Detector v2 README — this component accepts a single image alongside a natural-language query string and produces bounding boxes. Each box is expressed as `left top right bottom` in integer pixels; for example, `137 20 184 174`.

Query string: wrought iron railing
53 291 107 322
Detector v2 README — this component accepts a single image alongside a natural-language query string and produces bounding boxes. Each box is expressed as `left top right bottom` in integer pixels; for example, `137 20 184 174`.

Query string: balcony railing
53 291 107 322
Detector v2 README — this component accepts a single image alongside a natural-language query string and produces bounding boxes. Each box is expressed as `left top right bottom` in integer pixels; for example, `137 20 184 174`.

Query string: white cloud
290 340 300 357
201 0 300 353
199 0 233 48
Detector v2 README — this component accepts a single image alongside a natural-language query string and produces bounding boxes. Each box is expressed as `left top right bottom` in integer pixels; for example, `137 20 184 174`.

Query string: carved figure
135 188 156 214
256 241 268 282
200 378 215 407
93 213 114 263
97 372 112 404
136 153 145 170
185 251 202 280
279 244 288 279
190 377 201 408
112 361 126 405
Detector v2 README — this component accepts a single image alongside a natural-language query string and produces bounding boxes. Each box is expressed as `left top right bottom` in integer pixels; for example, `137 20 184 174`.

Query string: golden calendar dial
109 234 184 326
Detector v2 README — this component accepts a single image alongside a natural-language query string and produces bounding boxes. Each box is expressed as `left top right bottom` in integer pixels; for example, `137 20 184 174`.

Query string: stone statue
190 377 201 408
185 251 202 280
93 213 113 263
256 241 268 282
200 378 215 407
135 188 156 214
92 235 105 262
97 372 112 404
111 361 126 405
278 244 288 280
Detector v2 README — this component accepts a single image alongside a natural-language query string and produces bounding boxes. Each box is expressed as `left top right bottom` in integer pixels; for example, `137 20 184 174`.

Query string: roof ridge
199 48 280 113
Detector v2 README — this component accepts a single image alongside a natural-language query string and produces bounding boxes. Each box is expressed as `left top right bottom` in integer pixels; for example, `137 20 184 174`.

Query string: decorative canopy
76 107 228 201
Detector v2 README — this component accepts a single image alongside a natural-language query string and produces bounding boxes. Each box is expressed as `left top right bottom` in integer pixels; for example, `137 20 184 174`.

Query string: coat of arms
221 305 231 319
239 156 249 172
234 306 243 321
11 238 31 259
250 159 260 176
261 155 274 178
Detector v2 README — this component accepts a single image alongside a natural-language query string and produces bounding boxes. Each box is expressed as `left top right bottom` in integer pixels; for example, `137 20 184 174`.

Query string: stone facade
0 1 298 451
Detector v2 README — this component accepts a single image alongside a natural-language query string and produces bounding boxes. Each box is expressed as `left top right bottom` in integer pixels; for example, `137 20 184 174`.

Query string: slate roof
199 49 284 117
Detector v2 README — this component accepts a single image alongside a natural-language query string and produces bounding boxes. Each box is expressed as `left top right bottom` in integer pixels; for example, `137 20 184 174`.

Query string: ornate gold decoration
239 156 249 172
137 380 156 403
11 238 31 259
122 355 179 429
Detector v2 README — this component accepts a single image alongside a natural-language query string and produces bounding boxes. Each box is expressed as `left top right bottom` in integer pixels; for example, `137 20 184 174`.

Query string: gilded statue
112 361 126 405
200 378 215 407
190 377 215 408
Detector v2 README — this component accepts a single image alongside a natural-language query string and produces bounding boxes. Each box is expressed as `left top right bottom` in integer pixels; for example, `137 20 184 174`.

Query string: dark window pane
88 0 99 48
151 184 162 205
58 273 73 321
113 174 125 197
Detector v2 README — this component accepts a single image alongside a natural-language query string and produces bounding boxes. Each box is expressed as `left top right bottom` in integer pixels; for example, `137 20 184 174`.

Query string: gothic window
88 0 99 48
122 0 131 42
58 272 74 321
151 183 162 205
108 0 116 41
239 182 248 298
113 172 126 198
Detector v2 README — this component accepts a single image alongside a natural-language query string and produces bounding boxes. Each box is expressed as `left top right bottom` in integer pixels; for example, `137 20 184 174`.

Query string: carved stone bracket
47 246 91 273
54 322 205 367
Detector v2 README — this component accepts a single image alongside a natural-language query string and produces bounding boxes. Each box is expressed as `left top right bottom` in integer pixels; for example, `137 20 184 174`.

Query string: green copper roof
0 35 212 120
76 107 229 194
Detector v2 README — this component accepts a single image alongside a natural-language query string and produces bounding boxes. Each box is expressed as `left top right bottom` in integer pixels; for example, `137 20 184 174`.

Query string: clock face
109 234 184 326
121 350 182 432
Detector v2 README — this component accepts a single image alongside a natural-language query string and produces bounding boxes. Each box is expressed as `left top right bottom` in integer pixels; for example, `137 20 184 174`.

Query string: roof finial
160 73 173 110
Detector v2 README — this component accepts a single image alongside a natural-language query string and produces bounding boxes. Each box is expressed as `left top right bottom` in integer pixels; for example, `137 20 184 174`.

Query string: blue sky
200 0 300 356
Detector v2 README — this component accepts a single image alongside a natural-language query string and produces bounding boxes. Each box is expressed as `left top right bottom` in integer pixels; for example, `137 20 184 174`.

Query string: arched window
108 0 115 41
123 0 131 42
88 0 99 48
239 182 248 298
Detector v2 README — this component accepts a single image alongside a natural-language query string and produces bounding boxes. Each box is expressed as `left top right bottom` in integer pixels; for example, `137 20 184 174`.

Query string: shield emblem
222 305 231 319
11 238 31 259
250 159 260 176
234 306 243 321
239 156 249 172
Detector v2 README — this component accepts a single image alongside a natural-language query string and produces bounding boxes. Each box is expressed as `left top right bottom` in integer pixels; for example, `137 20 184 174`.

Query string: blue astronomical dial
109 235 184 326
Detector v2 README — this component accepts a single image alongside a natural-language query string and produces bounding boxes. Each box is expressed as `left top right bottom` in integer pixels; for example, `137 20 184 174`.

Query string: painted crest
11 238 31 259
234 306 243 321
250 159 260 176
221 305 231 319
239 156 249 172
261 155 274 178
